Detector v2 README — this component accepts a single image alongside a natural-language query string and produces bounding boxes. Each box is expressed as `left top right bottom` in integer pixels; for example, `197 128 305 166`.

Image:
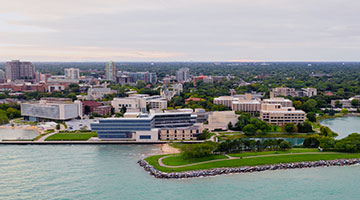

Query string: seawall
138 158 360 179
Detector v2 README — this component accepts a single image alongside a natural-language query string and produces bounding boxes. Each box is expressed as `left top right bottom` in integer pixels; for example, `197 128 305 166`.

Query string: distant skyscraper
64 68 80 80
0 69 5 83
105 61 116 81
5 60 36 82
176 67 190 82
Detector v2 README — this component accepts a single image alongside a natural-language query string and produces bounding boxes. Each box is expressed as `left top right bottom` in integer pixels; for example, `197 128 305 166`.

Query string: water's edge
138 158 360 179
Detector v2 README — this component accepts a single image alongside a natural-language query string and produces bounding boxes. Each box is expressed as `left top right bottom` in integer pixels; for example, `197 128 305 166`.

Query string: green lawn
145 151 360 172
162 154 227 166
228 148 319 157
45 132 97 141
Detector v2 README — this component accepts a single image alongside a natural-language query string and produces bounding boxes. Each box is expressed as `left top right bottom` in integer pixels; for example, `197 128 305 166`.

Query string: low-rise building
260 104 305 125
203 111 238 131
21 98 82 122
272 87 317 97
331 99 352 108
87 87 117 100
111 94 167 113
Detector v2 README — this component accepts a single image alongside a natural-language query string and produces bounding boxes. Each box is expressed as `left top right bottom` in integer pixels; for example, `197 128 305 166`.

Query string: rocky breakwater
138 159 360 179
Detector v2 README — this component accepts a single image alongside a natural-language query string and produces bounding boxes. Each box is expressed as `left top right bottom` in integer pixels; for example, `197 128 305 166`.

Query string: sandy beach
161 143 181 154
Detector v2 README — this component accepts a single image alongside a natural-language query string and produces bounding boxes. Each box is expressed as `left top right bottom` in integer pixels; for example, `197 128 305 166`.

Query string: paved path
158 152 342 168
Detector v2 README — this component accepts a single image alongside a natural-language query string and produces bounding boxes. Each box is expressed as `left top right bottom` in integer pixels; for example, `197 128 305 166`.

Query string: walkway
158 152 342 168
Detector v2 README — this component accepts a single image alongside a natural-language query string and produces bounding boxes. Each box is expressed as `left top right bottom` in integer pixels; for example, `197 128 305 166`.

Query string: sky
0 0 359 62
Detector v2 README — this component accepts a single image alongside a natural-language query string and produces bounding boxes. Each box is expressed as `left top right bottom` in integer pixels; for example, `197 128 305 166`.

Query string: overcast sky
0 0 359 61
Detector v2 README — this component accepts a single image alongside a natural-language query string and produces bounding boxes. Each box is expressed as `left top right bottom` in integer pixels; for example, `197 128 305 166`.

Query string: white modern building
21 98 82 121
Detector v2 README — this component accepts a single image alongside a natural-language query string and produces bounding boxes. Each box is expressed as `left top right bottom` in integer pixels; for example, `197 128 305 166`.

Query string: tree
227 122 233 130
243 124 256 135
351 99 359 107
181 142 217 159
340 108 349 114
303 137 320 148
6 107 21 119
0 111 9 125
279 141 291 150
320 126 338 137
84 105 91 115
284 123 296 133
56 124 61 130
306 112 316 122
335 100 342 108
302 99 318 112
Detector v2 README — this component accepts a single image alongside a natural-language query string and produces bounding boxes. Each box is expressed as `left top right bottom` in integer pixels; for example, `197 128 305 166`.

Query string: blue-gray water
1 145 360 200
320 116 360 139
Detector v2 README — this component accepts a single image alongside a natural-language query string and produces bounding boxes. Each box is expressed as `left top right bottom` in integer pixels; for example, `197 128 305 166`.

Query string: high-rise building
5 60 36 82
0 69 5 83
64 68 80 80
117 71 157 84
105 61 116 81
176 67 190 82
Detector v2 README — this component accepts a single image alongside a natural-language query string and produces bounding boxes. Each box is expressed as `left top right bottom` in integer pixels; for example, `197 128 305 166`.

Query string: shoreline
137 158 360 179
160 143 181 154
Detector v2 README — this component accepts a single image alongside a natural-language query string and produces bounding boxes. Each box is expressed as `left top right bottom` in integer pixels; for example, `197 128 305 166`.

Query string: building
185 97 205 104
214 96 238 107
0 69 5 83
260 104 305 125
272 87 317 97
90 112 200 141
202 111 238 131
160 83 183 101
331 99 352 108
262 92 293 107
232 100 261 114
301 88 317 97
47 75 79 84
117 71 157 84
21 98 82 122
105 61 116 81
176 67 190 82
87 87 117 100
64 68 80 80
93 106 111 116
111 94 167 113
5 60 36 82
214 93 263 114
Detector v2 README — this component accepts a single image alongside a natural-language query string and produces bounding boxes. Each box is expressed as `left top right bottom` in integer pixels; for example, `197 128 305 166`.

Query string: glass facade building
90 112 195 139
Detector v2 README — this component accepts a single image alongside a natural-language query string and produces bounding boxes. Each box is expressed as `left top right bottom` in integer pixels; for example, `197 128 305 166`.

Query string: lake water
0 128 39 140
247 137 305 146
1 145 359 200
320 116 360 139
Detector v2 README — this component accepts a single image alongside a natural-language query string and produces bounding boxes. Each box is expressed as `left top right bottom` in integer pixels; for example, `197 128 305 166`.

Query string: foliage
306 112 316 122
217 138 293 153
181 142 217 159
297 122 313 133
284 123 296 133
303 137 320 148
319 126 338 137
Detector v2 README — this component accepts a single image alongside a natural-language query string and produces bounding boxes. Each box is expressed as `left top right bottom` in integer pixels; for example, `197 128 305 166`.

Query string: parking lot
65 119 98 131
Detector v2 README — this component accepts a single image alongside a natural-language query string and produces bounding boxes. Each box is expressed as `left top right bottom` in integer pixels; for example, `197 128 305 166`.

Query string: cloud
0 0 359 61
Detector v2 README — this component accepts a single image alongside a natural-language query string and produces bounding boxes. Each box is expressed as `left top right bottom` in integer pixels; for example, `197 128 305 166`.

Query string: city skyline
0 0 359 62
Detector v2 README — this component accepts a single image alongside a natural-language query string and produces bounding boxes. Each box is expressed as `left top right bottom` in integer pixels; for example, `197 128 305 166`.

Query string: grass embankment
217 132 319 141
145 149 360 172
45 131 97 141
162 154 228 166
228 148 318 157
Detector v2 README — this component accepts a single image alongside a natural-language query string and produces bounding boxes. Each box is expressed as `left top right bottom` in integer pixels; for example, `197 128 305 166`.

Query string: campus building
86 87 117 100
214 93 263 114
111 94 167 113
21 98 82 122
117 71 157 84
272 87 317 97
260 104 305 125
90 112 200 141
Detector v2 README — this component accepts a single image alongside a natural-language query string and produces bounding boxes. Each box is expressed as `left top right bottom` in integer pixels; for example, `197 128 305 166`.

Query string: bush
306 112 316 122
284 123 296 133
303 137 320 148
279 141 291 150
